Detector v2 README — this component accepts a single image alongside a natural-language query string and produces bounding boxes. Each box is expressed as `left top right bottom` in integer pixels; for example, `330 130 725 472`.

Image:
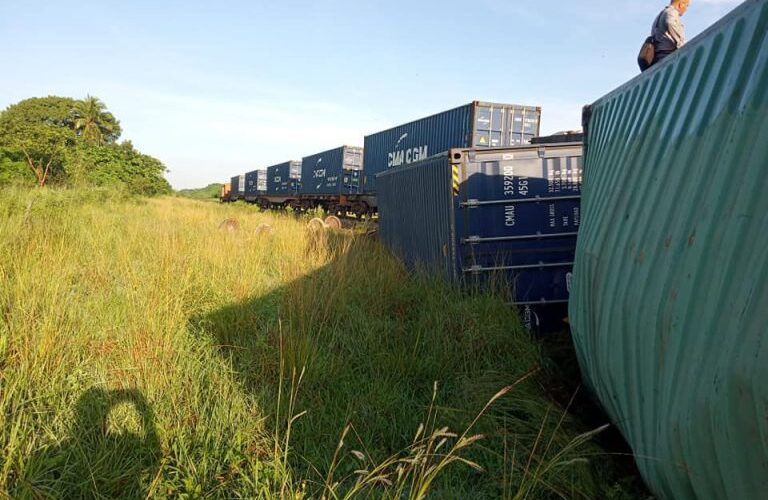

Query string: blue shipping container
377 143 581 330
301 146 363 195
364 101 541 193
267 161 301 195
230 174 245 199
244 169 267 198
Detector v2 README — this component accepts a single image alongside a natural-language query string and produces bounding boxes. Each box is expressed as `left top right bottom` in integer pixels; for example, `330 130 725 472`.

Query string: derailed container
244 169 267 200
267 161 301 195
364 101 541 192
569 1 768 498
301 146 363 195
377 142 582 330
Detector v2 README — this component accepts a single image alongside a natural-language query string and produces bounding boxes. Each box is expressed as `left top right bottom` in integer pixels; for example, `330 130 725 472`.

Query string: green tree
65 140 172 195
72 95 122 145
0 96 78 186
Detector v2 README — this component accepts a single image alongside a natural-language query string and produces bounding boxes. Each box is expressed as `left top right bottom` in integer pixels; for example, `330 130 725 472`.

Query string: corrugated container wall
267 161 301 195
301 146 363 195
363 101 541 192
244 170 267 198
230 176 240 196
569 1 768 498
377 143 582 331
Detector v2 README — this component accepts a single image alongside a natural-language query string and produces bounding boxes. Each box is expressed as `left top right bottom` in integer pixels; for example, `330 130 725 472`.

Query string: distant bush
0 148 33 185
176 183 223 200
65 142 171 196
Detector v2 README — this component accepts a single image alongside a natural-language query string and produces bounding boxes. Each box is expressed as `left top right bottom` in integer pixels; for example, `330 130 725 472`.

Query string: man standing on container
650 0 689 65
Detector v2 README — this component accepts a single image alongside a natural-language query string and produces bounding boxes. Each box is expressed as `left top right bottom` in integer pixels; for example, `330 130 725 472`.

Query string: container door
455 146 582 306
342 169 361 194
473 104 506 148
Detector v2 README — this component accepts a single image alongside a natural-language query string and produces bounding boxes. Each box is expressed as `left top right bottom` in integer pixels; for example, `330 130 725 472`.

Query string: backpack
638 36 656 71
638 11 664 71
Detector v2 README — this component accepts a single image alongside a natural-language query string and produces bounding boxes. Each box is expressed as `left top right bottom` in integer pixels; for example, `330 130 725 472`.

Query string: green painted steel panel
570 1 768 499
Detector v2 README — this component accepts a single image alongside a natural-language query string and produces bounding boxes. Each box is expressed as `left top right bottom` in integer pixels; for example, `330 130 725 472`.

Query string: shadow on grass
189 231 535 494
16 387 160 499
187 230 652 498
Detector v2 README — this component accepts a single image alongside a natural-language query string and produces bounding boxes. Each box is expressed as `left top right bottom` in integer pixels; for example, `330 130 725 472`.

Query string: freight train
221 101 545 218
221 99 582 331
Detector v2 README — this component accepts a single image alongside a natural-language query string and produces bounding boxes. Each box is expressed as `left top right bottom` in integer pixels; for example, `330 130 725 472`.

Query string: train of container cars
222 100 582 331
223 101 544 216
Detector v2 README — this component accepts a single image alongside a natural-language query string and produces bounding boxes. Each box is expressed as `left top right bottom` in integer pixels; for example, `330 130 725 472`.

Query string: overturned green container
570 1 768 498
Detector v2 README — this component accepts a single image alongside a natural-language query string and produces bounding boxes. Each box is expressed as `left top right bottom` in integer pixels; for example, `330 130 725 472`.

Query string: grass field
0 188 645 498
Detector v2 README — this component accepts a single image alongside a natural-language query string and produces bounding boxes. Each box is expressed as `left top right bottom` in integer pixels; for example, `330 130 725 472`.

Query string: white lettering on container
387 145 429 167
518 178 529 197
503 164 515 197
505 205 516 227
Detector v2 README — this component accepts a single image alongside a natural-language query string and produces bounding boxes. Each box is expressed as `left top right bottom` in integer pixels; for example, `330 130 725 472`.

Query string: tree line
0 96 171 195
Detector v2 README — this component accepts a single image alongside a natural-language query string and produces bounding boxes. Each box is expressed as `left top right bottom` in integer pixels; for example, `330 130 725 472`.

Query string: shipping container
377 142 581 330
230 175 245 200
244 169 267 199
569 1 768 498
364 101 541 192
300 146 363 195
267 161 301 195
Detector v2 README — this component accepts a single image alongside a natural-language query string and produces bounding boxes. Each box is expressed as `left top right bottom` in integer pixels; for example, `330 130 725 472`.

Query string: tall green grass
0 187 644 498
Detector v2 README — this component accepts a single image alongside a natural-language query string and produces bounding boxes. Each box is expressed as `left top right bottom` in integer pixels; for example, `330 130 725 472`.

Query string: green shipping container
570 1 768 499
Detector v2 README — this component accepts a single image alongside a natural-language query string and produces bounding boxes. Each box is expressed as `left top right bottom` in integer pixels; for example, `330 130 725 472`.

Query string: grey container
363 101 541 193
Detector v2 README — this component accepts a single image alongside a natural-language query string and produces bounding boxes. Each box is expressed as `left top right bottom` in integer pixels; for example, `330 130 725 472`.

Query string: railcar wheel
218 218 240 231
324 215 342 230
307 217 327 232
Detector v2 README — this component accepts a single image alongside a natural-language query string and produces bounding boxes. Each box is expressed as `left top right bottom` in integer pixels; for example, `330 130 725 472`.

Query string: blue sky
0 0 742 189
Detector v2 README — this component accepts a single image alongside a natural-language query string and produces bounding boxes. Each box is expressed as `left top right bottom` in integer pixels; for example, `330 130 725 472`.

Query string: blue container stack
363 101 540 192
301 146 363 195
267 161 301 195
376 140 582 330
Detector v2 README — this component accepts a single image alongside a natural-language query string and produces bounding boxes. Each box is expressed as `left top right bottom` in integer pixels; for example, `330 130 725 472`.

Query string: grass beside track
0 188 644 498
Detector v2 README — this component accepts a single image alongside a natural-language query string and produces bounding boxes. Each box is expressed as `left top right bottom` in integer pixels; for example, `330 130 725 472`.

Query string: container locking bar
462 232 579 244
460 194 581 208
464 261 574 273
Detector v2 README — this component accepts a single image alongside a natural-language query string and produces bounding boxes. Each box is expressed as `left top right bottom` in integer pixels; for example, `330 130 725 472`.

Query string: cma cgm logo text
387 133 428 168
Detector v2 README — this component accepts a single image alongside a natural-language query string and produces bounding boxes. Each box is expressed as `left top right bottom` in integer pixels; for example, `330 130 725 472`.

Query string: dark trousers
653 49 675 65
